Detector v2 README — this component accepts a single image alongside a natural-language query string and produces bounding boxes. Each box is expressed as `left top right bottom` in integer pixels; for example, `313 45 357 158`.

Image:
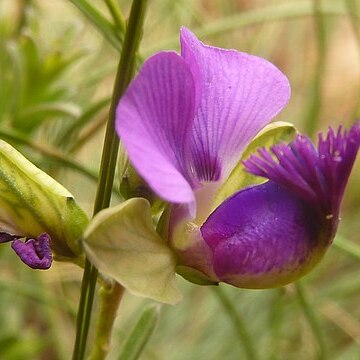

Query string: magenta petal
180 27 291 182
201 182 328 288
11 233 53 270
116 52 197 203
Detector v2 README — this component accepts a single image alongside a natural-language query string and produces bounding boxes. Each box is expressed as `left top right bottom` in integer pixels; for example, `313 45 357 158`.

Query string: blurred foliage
0 0 359 359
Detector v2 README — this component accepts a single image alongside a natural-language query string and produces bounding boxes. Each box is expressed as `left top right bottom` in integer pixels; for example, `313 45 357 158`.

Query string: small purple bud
11 233 53 270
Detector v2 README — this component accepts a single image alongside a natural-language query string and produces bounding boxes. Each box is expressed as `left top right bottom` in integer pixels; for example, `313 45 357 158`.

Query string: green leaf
214 122 296 207
83 198 182 304
69 0 122 51
0 140 88 260
14 102 82 131
56 97 111 147
118 304 160 360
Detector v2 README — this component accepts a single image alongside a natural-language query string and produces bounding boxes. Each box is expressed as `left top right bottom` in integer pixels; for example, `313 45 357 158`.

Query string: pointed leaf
214 122 296 207
118 304 160 360
0 140 88 259
83 198 182 304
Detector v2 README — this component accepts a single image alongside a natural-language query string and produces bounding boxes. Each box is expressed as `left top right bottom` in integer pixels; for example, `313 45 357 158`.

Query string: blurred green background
0 0 359 359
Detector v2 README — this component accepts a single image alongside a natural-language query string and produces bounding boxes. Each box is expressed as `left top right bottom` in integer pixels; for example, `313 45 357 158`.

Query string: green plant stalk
304 0 327 136
268 289 286 360
72 1 147 359
333 235 360 261
68 114 108 154
0 128 99 182
214 286 258 360
88 283 125 360
69 0 122 51
345 0 360 118
118 304 160 360
294 282 327 360
142 0 350 56
104 0 126 33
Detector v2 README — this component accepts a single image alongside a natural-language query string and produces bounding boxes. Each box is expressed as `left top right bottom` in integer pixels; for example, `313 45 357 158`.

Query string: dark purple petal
180 27 291 182
116 52 197 204
244 124 360 219
11 233 53 270
201 182 330 288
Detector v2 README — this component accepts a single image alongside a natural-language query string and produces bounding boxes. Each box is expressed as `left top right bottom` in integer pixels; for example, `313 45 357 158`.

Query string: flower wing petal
201 182 324 288
180 27 291 182
116 52 197 203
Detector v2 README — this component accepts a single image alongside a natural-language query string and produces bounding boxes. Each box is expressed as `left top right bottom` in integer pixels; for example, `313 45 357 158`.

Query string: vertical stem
294 282 327 360
15 0 31 35
72 1 148 359
104 0 126 33
304 0 326 136
89 283 125 360
333 235 360 261
345 0 360 119
214 286 258 360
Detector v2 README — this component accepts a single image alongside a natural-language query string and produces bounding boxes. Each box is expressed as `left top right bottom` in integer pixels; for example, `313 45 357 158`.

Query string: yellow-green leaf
0 140 88 259
214 122 297 208
83 198 182 305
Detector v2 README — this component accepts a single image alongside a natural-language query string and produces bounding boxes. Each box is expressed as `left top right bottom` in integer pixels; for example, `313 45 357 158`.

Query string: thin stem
118 304 160 360
304 0 327 136
214 286 258 360
333 235 360 261
294 282 327 360
69 114 108 154
72 1 147 359
142 1 350 57
89 283 125 360
345 0 360 118
0 128 99 181
104 0 126 33
69 0 122 51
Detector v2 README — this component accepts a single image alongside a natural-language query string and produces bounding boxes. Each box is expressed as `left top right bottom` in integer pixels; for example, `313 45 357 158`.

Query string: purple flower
116 28 358 288
1 232 52 270
201 125 359 287
117 27 289 208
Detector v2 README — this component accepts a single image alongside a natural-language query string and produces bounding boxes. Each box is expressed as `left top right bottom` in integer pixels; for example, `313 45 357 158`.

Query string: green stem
345 0 360 119
0 128 99 182
89 283 125 360
304 0 326 136
118 304 160 360
72 1 147 359
142 1 349 57
333 235 360 261
294 282 327 360
69 0 122 51
214 286 258 360
104 0 126 33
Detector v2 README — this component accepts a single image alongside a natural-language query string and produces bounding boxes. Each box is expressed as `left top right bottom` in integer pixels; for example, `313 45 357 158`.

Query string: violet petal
11 233 53 270
180 27 291 182
244 124 360 219
116 52 197 204
201 182 329 288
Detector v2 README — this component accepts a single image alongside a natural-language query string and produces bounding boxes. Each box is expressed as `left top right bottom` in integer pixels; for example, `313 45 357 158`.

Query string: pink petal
116 52 197 203
180 27 291 182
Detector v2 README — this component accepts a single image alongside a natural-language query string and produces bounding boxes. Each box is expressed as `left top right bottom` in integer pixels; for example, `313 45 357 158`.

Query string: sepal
0 140 88 261
83 198 182 304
